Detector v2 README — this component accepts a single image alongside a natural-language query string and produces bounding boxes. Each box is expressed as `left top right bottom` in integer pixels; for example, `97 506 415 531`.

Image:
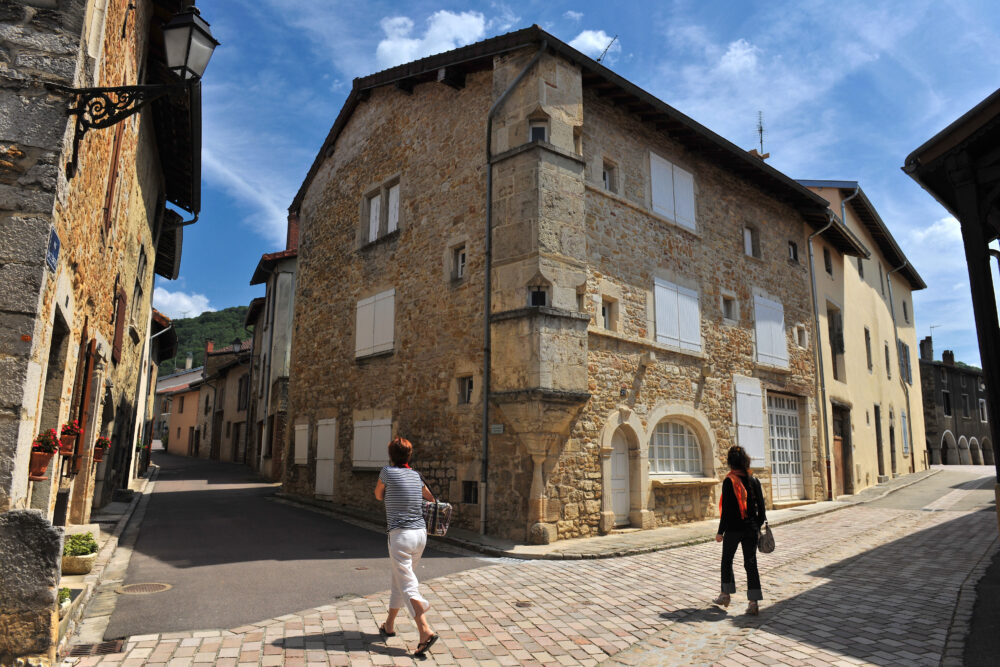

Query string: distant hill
158 306 249 376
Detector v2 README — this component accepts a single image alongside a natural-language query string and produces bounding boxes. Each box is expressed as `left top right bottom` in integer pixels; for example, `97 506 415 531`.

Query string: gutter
886 259 917 473
808 209 838 501
481 41 547 536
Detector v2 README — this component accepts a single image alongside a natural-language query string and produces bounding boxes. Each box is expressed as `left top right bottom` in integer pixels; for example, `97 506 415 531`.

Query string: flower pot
28 450 54 481
94 447 106 462
59 434 77 456
61 552 97 575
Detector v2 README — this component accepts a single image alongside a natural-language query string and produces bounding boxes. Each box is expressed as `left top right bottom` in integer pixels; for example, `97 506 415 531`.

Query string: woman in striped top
374 437 438 657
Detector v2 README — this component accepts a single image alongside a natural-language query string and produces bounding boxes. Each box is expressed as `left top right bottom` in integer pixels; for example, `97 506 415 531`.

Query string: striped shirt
379 466 426 532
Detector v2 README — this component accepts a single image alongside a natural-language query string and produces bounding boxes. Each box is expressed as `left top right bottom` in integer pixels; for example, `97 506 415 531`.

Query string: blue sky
152 0 1000 366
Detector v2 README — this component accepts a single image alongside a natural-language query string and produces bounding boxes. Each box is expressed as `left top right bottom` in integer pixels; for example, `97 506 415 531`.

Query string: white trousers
388 528 428 617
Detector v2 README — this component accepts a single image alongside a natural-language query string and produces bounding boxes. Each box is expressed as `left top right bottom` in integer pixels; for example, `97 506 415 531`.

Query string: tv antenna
597 35 618 63
756 111 765 155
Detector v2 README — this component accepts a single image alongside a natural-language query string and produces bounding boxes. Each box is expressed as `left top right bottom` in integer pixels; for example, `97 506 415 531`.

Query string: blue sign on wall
46 228 60 272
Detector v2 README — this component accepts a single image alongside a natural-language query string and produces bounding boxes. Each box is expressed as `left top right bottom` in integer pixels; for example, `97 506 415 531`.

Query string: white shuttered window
367 194 380 243
353 418 392 469
293 423 309 465
386 183 400 234
649 152 696 231
734 375 766 467
654 278 701 352
355 288 395 357
754 295 788 367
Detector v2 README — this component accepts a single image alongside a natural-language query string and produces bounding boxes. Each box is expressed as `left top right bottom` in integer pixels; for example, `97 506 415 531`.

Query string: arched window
649 421 702 474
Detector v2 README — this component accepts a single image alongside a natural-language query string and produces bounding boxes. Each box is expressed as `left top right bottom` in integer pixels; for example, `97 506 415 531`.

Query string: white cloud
569 30 620 60
564 11 584 22
153 288 215 320
911 215 962 245
376 11 486 69
717 39 760 75
487 2 521 33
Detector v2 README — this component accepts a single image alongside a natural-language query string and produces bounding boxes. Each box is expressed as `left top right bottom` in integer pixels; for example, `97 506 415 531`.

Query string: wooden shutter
315 418 337 498
367 195 380 242
355 295 375 356
102 120 126 232
352 421 372 467
744 227 754 256
672 165 696 230
754 295 787 367
372 289 395 353
677 285 701 352
112 289 127 364
386 184 399 233
901 412 909 455
650 152 674 219
654 278 679 347
371 419 392 466
734 375 766 467
293 423 309 465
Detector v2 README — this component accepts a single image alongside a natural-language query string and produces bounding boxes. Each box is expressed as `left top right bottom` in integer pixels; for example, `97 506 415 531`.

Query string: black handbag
758 522 775 553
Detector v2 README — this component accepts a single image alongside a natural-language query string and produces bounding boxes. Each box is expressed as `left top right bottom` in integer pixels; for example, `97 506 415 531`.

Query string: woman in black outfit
714 445 766 615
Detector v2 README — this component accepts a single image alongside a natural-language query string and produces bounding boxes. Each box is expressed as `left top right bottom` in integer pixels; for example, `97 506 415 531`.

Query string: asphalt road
104 452 491 638
867 464 996 511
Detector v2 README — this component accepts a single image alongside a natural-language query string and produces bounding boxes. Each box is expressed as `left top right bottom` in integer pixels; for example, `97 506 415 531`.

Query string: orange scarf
719 471 749 519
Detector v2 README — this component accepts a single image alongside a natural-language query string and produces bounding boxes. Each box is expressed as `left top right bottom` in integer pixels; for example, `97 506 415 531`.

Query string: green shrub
63 533 98 556
58 587 71 605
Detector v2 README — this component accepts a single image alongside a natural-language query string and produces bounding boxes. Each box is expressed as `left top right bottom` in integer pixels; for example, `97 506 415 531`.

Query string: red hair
388 437 412 467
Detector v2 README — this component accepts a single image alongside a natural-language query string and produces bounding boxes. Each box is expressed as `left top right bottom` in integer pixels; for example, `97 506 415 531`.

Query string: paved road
67 465 998 666
103 452 489 637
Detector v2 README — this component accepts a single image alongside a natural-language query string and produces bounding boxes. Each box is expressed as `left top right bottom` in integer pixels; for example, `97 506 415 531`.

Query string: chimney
286 211 300 251
943 350 955 366
919 336 933 362
184 353 193 370
748 148 770 160
205 340 214 358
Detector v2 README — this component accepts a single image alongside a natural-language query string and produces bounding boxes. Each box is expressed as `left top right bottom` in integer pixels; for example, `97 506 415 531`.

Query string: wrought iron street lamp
52 7 220 177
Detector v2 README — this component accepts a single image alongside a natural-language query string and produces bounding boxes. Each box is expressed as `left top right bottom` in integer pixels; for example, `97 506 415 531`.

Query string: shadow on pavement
271 633 409 659
658 606 729 623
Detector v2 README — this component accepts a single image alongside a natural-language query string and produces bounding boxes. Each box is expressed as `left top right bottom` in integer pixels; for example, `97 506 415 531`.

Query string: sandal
414 633 438 657
379 623 395 637
712 593 730 607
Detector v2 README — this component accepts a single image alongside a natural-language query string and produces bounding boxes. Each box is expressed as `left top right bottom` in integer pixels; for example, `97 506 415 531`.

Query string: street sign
489 424 504 434
46 228 60 272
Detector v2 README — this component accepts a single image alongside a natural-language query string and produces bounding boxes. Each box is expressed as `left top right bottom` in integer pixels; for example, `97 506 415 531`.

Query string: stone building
798 182 928 493
155 364 202 456
283 27 868 544
244 223 297 482
919 337 992 465
196 339 251 463
0 0 210 660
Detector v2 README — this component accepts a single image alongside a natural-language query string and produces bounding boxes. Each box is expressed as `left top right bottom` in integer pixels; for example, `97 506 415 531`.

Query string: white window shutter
769 299 788 367
387 184 399 233
650 153 675 219
315 418 337 498
355 296 375 357
371 419 393 465
676 285 701 352
372 289 395 353
672 165 696 230
654 278 679 347
293 423 309 465
353 422 372 467
744 228 754 256
901 412 909 455
754 296 787 367
368 195 380 242
734 375 765 467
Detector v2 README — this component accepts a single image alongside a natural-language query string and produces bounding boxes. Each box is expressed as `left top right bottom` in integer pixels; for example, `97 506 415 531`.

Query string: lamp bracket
48 82 190 178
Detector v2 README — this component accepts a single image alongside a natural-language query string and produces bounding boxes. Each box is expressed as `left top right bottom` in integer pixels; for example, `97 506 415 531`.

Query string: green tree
159 306 249 375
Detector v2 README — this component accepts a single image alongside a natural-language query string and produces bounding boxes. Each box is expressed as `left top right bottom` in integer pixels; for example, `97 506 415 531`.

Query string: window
204 394 211 414
650 152 696 230
601 297 618 331
225 421 231 437
179 395 185 413
902 300 909 323
788 241 799 263
942 391 952 416
864 328 873 371
294 422 309 466
353 418 392 468
363 179 401 243
961 374 967 388
602 160 618 194
857 256 864 279
176 426 180 438
462 480 479 504
962 394 970 418
795 325 807 348
754 295 788 367
823 247 833 276
884 342 891 380
902 411 910 455
355 288 395 357
237 374 249 410
940 367 947 383
743 226 760 258
879 263 885 296
721 295 737 322
111 288 127 364
649 421 702 474
452 244 467 280
131 247 147 325
980 398 988 423
654 277 701 352
898 341 913 385
458 376 474 404
529 119 548 142
827 305 844 381
529 287 547 307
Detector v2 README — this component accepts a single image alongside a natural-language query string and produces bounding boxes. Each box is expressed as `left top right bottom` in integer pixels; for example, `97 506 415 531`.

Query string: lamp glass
162 10 218 80
162 21 192 76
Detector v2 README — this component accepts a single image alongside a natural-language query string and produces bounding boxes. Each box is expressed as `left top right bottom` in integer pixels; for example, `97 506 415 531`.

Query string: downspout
243 323 255 466
886 258 915 474
808 210 836 501
481 41 547 536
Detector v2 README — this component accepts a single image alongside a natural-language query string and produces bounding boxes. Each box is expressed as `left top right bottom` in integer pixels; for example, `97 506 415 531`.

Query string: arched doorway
970 438 984 465
958 436 972 465
941 431 957 464
599 410 648 533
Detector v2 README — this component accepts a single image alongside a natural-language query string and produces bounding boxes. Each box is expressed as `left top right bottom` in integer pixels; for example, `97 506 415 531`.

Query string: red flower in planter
33 429 59 454
94 436 111 450
61 420 81 437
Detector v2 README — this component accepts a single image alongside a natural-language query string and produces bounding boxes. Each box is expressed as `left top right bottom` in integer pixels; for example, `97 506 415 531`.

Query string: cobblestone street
61 467 997 666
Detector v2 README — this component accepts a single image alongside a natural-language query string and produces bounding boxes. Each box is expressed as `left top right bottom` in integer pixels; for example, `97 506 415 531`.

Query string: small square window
529 120 548 143
788 241 799 263
795 325 807 348
600 297 619 331
458 376 473 404
453 245 467 280
823 247 833 276
743 227 760 258
462 480 479 504
943 391 952 416
602 160 618 194
529 287 547 307
721 295 737 321
903 300 909 323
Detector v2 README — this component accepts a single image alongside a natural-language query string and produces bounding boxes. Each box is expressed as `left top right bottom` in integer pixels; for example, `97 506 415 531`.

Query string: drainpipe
887 258 915 474
481 41 547 536
808 210 836 501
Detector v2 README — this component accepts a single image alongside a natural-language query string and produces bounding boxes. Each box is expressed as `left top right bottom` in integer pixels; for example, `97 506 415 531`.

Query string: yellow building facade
801 181 927 495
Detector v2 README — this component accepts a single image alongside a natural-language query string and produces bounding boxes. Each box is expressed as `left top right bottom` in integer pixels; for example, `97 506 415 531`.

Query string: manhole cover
118 583 172 595
68 640 124 656
515 601 532 608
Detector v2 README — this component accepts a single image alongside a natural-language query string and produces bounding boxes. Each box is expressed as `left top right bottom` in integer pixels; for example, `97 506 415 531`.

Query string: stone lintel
490 305 590 324
490 139 585 168
491 387 591 405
